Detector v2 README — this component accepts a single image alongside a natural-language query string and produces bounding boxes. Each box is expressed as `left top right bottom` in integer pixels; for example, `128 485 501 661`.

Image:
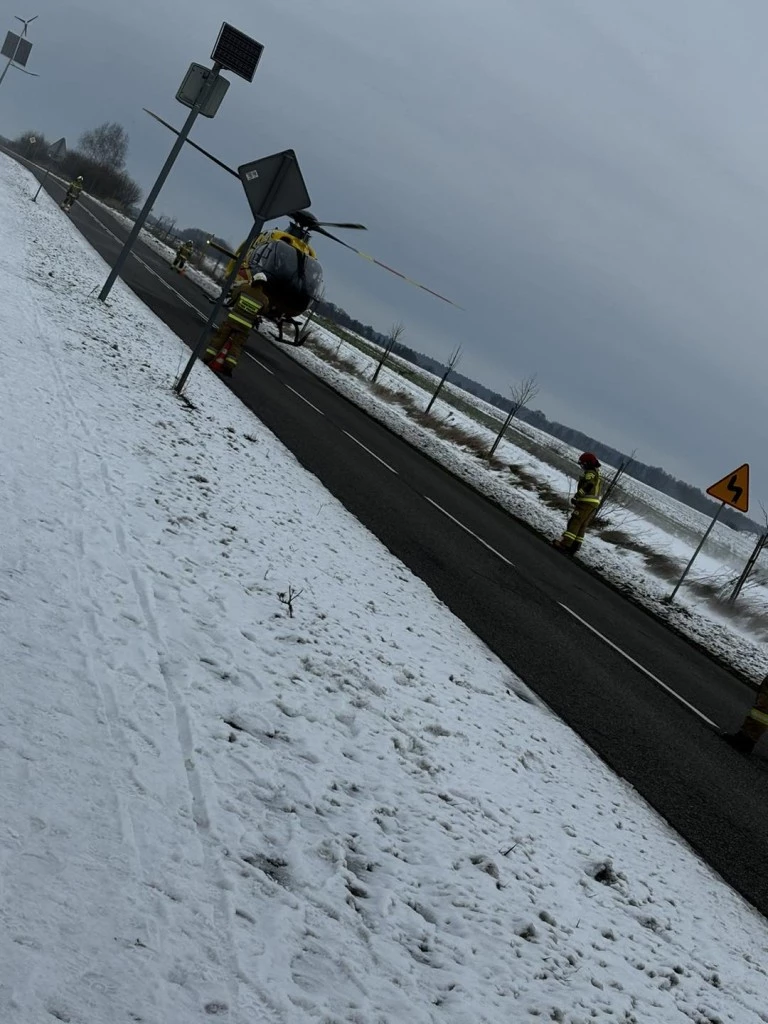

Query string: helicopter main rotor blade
143 109 240 179
313 226 463 309
316 221 367 230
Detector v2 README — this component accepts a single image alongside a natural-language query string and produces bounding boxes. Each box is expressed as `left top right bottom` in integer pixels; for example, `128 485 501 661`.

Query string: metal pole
0 31 23 89
174 153 293 396
98 64 220 303
173 217 265 395
728 532 767 606
669 502 725 603
32 164 50 201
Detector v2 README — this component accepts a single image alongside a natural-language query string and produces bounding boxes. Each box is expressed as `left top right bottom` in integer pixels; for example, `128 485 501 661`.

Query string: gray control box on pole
98 64 222 303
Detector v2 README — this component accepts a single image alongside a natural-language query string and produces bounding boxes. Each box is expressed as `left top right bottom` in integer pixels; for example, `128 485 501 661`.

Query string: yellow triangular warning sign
706 463 750 513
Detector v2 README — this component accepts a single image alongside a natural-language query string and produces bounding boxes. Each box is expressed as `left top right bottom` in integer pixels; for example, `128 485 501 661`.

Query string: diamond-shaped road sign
238 150 310 223
706 463 750 513
48 138 66 162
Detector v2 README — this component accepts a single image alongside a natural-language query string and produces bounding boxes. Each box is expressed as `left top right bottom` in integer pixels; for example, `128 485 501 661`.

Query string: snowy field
5 153 768 1023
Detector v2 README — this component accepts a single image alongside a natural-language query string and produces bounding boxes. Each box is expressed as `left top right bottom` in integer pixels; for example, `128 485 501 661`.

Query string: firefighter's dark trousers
558 502 598 554
203 321 249 372
172 255 187 271
62 190 79 210
732 676 768 749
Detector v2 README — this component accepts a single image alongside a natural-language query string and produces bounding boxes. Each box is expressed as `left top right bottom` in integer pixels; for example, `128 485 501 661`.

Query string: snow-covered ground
5 149 768 1023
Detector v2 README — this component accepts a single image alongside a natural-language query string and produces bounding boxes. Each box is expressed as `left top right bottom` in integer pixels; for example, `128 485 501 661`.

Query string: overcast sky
4 0 768 502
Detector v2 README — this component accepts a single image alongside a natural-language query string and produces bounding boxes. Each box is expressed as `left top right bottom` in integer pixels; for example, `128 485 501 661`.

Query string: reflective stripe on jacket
224 282 266 331
748 707 768 727
574 469 602 506
226 311 255 330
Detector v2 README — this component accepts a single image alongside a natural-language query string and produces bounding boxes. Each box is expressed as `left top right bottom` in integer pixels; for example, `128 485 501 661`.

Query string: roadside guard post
32 137 66 203
98 22 263 304
669 463 750 603
173 148 311 395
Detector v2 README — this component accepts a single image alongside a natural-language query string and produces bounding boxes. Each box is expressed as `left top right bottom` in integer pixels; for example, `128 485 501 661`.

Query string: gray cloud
5 0 768 500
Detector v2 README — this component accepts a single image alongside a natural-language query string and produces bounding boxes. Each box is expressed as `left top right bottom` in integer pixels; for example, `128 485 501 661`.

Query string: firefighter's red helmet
578 452 600 468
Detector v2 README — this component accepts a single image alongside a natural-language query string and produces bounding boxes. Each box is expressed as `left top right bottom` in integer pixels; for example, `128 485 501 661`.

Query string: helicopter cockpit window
249 241 324 299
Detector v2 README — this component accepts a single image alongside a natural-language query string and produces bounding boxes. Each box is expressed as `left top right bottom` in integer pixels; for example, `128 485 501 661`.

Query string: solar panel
1 31 32 68
211 23 263 82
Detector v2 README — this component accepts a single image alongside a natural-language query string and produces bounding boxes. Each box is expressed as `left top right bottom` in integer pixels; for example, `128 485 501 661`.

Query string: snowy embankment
4 152 768 1023
263 320 768 682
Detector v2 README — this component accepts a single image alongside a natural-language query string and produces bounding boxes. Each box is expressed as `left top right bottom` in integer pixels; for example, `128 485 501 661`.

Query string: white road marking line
558 603 719 729
342 430 398 474
284 383 326 416
76 200 210 321
245 353 274 375
423 496 514 566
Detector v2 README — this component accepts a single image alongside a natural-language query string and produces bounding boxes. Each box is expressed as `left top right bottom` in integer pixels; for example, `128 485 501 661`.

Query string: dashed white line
284 383 326 416
342 430 398 474
558 603 719 728
423 496 515 566
245 353 274 374
77 200 210 321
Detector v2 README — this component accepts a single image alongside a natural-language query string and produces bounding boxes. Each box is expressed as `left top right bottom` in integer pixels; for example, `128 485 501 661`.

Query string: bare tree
727 502 768 605
425 345 462 414
112 170 141 210
371 321 405 383
592 450 637 529
78 121 129 170
598 449 637 514
487 374 540 459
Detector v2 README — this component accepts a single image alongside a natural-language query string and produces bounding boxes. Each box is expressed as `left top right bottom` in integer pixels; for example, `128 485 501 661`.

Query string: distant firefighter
172 240 194 273
723 675 768 754
203 273 269 378
554 452 603 556
61 175 84 212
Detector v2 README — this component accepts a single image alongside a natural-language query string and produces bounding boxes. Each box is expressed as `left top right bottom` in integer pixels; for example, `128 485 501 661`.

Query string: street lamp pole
0 14 37 89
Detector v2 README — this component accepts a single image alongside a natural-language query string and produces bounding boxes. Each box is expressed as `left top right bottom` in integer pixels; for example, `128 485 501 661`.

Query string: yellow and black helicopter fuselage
208 226 324 345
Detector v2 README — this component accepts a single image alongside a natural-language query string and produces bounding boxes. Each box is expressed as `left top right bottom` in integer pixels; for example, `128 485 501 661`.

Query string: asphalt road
13 153 768 916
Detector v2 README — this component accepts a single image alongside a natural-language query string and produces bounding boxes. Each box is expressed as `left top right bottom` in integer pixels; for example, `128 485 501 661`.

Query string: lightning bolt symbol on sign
727 474 743 505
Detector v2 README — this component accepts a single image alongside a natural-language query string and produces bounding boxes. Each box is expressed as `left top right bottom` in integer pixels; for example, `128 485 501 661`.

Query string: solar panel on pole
1 31 31 66
211 23 263 82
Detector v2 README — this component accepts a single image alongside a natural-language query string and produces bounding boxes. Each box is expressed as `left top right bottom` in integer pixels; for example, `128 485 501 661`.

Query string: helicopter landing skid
276 318 306 347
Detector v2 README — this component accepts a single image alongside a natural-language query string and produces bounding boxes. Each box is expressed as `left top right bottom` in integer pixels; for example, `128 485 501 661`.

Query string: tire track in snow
87 392 254 1011
31 291 176 1020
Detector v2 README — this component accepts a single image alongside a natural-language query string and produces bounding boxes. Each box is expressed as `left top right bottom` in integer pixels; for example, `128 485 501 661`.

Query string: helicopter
206 209 461 346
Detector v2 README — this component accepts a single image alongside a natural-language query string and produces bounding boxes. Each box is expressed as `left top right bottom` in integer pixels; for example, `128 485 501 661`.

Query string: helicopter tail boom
206 238 238 260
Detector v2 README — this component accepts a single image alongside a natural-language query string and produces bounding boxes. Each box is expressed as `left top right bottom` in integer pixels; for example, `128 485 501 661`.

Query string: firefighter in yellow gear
723 675 768 754
203 273 269 377
61 175 84 212
172 240 194 272
554 452 602 556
